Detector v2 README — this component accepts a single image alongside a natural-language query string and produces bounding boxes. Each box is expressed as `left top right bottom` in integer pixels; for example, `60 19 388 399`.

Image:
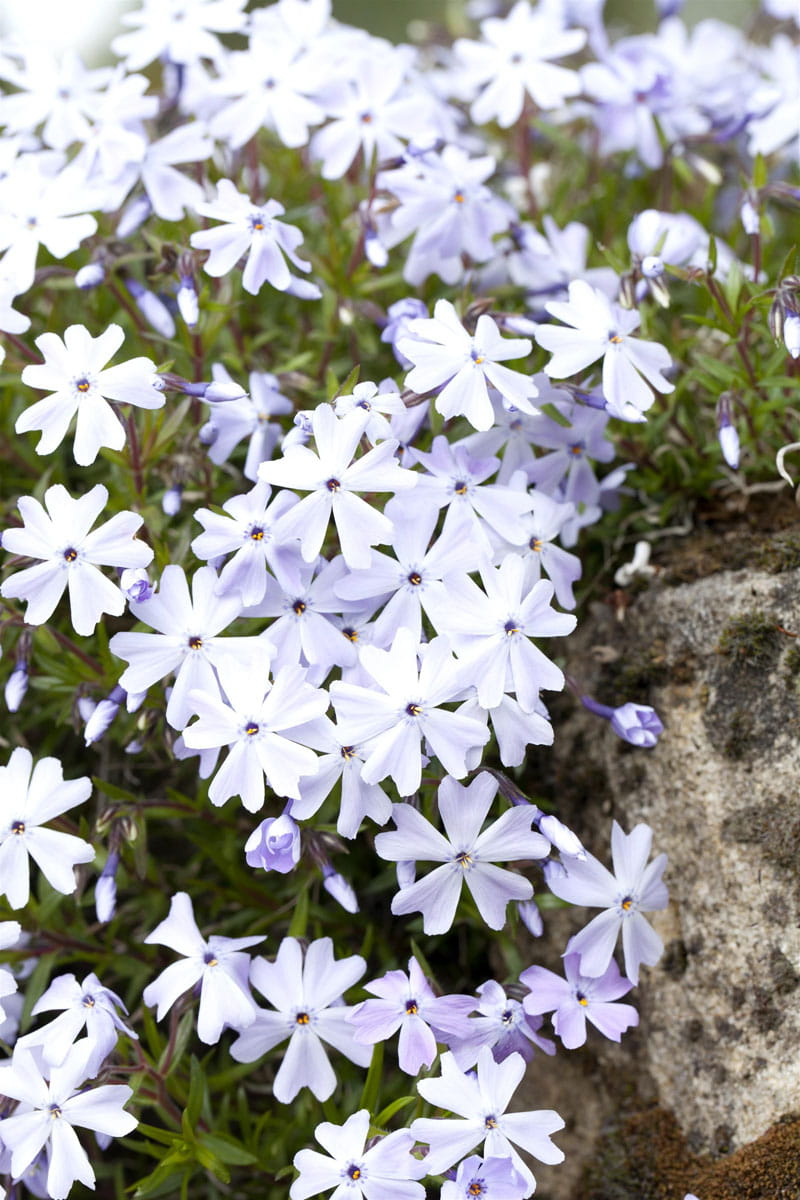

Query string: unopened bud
717 394 740 469
741 198 760 236
4 663 28 712
784 312 800 359
365 228 388 268
245 814 301 874
537 814 586 859
84 684 126 745
95 851 120 923
116 195 153 238
322 865 359 913
204 380 247 403
124 277 176 340
177 275 199 327
75 262 106 290
517 899 543 937
162 485 182 516
604 701 664 747
120 567 153 603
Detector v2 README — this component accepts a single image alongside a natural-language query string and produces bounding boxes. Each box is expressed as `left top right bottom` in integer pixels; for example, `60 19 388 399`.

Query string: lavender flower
521 954 638 1048
399 298 538 432
142 892 263 1044
17 321 160 465
547 821 668 984
0 1043 137 1200
535 280 674 422
348 956 475 1074
1 484 153 636
291 1110 425 1200
16 971 137 1077
230 936 370 1102
0 747 93 910
442 1154 528 1200
411 1046 565 1196
447 979 556 1069
374 772 549 933
190 180 314 296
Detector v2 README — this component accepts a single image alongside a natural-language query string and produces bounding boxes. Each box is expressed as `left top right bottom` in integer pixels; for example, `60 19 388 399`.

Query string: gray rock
522 550 800 1197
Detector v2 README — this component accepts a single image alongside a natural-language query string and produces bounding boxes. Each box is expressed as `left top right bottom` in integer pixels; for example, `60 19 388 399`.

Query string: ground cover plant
0 0 798 1197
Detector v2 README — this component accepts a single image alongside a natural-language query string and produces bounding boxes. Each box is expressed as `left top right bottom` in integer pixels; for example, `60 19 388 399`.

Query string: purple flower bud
322 865 359 913
203 380 248 403
517 899 543 937
381 297 429 367
120 567 154 602
162 485 182 516
124 277 176 340
365 228 388 268
582 694 664 746
177 275 199 328
75 262 105 290
244 814 301 874
96 851 120 923
5 663 28 712
610 702 664 747
84 684 126 746
719 422 740 469
537 814 586 859
717 395 740 470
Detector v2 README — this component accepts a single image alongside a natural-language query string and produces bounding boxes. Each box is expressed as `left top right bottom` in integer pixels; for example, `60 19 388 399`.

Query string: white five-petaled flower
455 0 586 127
399 299 538 432
142 891 263 1045
0 747 93 910
230 936 371 1103
411 1045 565 1197
182 659 328 811
534 280 674 422
425 554 577 712
18 324 163 465
190 179 315 296
291 1109 426 1200
374 772 550 934
109 564 271 731
330 628 490 797
191 480 300 607
259 404 417 569
0 1042 138 1200
16 971 138 1078
1 484 153 636
111 0 248 69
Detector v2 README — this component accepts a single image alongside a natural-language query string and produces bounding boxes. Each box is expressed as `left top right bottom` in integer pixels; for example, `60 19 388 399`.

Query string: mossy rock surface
525 518 800 1199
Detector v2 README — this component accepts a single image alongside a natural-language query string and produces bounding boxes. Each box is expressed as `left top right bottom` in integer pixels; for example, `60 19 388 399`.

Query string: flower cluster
2 0 794 1195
